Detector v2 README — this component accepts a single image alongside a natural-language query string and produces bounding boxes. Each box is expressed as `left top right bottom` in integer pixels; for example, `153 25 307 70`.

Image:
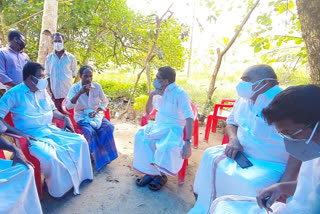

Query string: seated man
189 65 301 213
66 65 118 171
209 84 320 214
0 120 42 214
133 66 194 191
0 61 93 198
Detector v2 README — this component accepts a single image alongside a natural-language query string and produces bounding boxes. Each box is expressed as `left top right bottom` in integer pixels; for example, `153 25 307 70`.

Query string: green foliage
250 0 307 67
98 80 148 99
1 0 188 72
133 95 149 113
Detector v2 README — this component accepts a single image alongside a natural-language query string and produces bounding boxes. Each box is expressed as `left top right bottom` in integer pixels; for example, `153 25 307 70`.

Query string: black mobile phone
235 151 253 169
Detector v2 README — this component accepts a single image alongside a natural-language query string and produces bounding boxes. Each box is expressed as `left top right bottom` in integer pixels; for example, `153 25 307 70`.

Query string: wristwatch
185 139 192 143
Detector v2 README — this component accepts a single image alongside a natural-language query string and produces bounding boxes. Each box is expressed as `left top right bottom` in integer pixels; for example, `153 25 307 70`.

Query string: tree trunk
37 0 58 64
203 0 260 115
296 0 320 86
187 0 196 78
0 13 7 44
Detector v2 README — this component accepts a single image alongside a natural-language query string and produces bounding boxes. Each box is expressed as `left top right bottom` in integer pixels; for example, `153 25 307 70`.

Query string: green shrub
133 95 149 113
98 80 148 99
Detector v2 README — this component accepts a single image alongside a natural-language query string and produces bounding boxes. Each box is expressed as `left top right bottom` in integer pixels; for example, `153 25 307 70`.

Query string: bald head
241 64 277 82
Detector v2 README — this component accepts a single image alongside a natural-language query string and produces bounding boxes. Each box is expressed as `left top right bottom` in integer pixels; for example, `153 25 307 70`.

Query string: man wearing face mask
189 65 301 214
0 61 93 198
208 84 320 214
0 31 29 96
45 32 77 114
133 66 194 191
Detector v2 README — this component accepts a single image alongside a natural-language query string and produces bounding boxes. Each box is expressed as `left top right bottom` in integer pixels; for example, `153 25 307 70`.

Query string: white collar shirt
45 51 77 99
227 85 289 164
66 81 108 122
153 82 194 127
0 83 56 137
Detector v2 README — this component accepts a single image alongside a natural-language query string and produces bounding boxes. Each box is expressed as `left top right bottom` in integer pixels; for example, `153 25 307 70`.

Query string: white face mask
236 78 275 99
283 121 320 162
54 42 64 51
32 75 48 90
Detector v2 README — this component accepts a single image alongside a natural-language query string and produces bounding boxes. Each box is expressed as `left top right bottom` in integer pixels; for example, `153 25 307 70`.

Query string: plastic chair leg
178 159 188 185
204 115 213 142
211 117 218 133
34 160 43 199
193 120 199 148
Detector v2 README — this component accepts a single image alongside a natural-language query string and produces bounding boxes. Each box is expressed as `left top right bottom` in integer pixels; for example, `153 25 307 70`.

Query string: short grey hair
246 64 277 80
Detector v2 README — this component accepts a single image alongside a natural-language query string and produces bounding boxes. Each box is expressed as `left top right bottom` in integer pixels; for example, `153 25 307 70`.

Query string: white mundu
0 160 42 214
0 83 93 198
189 85 289 214
133 82 194 176
209 157 320 214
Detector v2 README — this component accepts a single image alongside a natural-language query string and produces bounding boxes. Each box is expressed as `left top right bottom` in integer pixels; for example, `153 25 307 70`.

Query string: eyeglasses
278 124 311 142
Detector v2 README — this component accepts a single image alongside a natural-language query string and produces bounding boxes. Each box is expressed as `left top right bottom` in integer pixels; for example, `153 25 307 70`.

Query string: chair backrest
4 113 14 127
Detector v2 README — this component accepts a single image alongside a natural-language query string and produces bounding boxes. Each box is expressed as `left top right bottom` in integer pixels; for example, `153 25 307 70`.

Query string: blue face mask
283 121 320 162
153 79 162 90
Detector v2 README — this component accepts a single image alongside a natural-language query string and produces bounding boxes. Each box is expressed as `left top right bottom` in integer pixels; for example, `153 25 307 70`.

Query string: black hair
262 84 320 127
23 61 45 81
52 32 65 40
158 66 176 83
79 65 93 76
8 30 23 42
247 64 277 80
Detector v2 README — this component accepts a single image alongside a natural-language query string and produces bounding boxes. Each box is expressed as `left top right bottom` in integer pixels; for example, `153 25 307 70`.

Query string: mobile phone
262 196 270 207
235 151 253 169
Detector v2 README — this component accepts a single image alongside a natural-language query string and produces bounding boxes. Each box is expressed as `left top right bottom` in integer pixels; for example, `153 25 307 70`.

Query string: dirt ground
40 120 224 214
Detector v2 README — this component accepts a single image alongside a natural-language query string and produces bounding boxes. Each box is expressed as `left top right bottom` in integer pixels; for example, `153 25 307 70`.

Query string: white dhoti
208 194 313 214
29 126 93 198
0 160 42 214
189 145 286 214
133 122 184 176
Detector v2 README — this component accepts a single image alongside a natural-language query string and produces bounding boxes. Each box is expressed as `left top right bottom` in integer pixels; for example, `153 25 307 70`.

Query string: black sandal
148 175 168 191
136 175 154 187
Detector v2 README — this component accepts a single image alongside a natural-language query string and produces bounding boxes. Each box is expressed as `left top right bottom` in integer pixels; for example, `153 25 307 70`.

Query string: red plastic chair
204 99 236 142
62 98 111 134
3 113 65 200
141 102 199 185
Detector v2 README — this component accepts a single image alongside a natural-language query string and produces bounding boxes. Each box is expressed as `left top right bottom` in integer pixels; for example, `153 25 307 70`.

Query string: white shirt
154 82 194 127
0 83 56 137
45 51 77 99
227 85 289 164
66 81 108 122
278 158 320 213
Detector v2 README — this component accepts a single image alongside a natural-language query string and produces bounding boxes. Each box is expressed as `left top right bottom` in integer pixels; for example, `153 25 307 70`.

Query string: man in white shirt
0 120 42 214
0 61 93 198
189 65 301 213
133 66 194 191
66 65 118 171
209 84 320 214
45 32 77 113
